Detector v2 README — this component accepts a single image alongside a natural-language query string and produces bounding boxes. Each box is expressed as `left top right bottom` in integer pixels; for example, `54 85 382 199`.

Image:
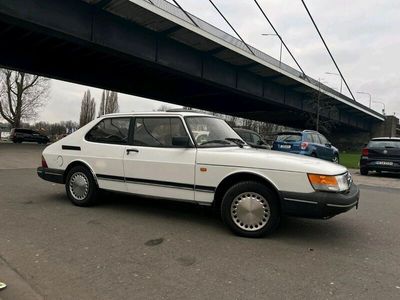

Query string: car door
311 133 325 159
318 134 333 160
124 116 196 201
84 117 131 193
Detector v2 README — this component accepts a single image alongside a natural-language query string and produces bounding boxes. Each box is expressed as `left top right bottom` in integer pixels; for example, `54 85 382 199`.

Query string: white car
37 111 359 237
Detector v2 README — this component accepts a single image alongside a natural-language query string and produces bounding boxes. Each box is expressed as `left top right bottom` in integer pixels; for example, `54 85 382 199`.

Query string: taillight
41 155 48 168
362 148 368 156
301 142 309 150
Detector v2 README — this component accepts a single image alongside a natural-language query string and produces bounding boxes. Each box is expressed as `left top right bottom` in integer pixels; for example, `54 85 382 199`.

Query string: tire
332 154 339 164
311 152 317 158
360 167 368 176
65 165 99 206
221 181 280 238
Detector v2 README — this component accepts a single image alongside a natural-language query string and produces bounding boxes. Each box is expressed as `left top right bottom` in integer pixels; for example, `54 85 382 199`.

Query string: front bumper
37 167 64 184
280 184 360 219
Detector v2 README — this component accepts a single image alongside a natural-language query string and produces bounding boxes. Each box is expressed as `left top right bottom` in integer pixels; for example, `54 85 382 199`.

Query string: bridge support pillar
370 115 399 138
330 115 399 152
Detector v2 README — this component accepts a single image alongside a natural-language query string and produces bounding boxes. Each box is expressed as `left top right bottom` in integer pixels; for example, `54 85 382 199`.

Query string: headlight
308 172 350 192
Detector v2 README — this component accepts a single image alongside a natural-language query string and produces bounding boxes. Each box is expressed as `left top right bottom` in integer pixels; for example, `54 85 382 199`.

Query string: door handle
126 148 139 155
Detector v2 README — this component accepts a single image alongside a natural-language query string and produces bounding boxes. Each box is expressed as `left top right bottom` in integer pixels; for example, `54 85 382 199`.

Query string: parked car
233 128 270 149
37 112 359 238
272 130 339 163
10 128 49 144
360 137 400 175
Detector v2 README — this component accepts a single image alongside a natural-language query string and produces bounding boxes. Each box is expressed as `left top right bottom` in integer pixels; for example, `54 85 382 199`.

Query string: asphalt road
0 143 399 299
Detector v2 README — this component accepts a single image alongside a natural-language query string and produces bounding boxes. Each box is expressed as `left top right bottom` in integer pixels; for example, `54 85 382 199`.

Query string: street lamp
357 91 372 108
325 72 343 93
262 33 283 67
372 100 386 115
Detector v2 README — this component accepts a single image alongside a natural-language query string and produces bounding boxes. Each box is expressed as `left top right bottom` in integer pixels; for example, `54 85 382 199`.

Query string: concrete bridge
0 0 396 146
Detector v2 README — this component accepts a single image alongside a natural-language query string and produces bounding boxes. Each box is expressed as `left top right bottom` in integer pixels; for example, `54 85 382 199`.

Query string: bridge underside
0 0 381 131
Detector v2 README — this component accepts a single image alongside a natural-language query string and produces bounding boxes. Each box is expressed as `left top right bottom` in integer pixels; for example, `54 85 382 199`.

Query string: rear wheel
311 152 317 158
65 166 98 206
360 167 368 176
221 181 280 238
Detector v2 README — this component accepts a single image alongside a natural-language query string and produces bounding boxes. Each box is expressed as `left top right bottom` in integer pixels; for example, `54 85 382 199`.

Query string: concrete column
370 115 399 138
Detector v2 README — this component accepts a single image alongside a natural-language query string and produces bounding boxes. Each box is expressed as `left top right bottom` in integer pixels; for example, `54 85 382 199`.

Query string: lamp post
356 91 372 108
372 100 386 115
325 72 342 93
262 33 283 67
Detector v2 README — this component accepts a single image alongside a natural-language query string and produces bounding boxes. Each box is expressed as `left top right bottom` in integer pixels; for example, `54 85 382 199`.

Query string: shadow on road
50 190 361 245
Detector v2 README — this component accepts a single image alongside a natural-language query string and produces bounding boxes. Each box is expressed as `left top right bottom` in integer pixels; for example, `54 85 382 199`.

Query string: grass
340 152 360 169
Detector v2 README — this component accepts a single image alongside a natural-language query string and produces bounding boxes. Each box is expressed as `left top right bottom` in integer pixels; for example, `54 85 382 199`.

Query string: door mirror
325 143 332 148
172 136 190 147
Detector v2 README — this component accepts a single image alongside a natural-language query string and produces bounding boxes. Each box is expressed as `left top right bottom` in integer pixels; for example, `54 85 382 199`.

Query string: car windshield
185 117 245 147
368 140 400 148
276 134 302 143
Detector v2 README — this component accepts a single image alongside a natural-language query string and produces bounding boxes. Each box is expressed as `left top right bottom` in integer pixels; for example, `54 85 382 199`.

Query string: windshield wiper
225 138 244 148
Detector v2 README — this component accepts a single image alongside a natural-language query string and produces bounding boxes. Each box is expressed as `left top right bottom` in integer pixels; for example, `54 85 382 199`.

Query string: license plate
375 161 393 166
280 145 291 149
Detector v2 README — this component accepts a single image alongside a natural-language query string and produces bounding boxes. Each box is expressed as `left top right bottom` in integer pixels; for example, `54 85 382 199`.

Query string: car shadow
365 171 400 179
52 190 361 243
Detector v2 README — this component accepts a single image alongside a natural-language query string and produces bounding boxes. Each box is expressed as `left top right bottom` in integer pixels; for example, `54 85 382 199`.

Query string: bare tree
0 69 50 128
154 104 174 112
305 81 339 134
79 90 96 127
98 90 119 117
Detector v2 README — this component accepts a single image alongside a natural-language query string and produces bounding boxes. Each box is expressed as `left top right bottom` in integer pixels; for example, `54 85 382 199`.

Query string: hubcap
333 156 339 164
69 172 89 201
231 192 270 231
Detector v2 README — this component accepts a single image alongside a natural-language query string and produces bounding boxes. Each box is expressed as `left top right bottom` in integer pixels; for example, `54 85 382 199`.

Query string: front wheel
221 181 280 238
65 165 99 206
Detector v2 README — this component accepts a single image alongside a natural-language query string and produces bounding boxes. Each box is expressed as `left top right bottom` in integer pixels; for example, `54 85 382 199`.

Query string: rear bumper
360 158 400 172
280 184 360 219
37 167 64 184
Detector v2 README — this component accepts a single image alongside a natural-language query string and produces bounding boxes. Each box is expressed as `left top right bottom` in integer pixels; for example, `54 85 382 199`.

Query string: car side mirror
172 136 190 147
325 143 332 148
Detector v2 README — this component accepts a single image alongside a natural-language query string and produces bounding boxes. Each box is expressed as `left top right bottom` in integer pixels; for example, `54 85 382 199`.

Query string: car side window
303 133 312 142
240 132 251 143
319 134 328 145
251 133 261 144
311 133 321 144
133 117 188 147
86 118 130 144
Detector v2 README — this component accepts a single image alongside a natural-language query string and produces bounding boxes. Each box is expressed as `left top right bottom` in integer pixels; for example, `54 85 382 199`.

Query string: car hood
196 146 347 175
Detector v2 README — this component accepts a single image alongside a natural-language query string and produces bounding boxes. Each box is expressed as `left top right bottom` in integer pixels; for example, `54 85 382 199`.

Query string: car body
11 128 49 144
233 128 270 149
272 130 339 163
37 112 359 237
360 137 400 175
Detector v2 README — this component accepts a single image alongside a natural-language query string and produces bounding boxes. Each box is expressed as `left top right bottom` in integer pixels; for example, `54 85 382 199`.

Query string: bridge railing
145 0 356 104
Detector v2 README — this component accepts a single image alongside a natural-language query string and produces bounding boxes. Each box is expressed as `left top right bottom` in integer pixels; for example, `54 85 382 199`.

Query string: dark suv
360 137 400 175
272 130 339 163
10 128 49 144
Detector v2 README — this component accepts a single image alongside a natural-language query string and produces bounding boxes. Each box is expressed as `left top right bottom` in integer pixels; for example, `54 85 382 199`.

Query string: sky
34 0 400 123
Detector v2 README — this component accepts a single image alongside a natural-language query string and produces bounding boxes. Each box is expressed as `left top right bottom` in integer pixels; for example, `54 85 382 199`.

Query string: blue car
272 130 339 163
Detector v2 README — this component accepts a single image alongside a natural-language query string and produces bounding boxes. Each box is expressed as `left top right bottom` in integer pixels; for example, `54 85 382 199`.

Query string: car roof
371 137 400 141
100 111 212 118
233 128 259 134
276 130 319 135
